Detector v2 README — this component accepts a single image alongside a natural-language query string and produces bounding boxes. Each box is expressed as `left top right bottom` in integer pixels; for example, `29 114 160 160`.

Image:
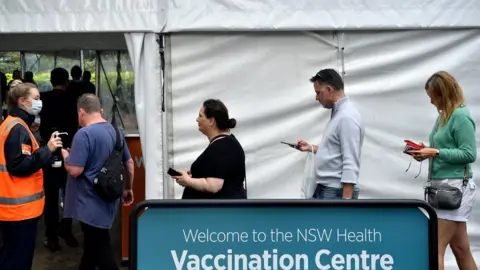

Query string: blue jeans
313 184 360 200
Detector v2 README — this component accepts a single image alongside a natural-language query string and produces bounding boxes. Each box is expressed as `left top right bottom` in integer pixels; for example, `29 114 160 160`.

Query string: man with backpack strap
61 94 134 269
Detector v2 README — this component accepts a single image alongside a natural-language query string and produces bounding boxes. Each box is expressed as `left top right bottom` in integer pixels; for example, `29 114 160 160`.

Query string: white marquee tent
2 0 480 268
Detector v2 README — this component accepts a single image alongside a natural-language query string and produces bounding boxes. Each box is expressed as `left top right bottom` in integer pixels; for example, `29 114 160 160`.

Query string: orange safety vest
0 116 44 221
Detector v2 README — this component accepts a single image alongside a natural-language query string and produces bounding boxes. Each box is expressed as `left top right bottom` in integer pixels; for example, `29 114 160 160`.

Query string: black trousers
80 222 118 270
43 165 72 240
0 217 39 270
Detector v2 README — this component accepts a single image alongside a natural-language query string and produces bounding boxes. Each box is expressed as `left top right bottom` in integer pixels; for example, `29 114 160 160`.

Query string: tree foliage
0 52 21 73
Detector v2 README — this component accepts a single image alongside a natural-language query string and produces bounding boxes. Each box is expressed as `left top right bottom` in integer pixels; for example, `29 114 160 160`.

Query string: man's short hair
83 70 92 81
12 70 21 79
77 94 102 113
71 65 82 79
309 68 344 91
50 67 69 87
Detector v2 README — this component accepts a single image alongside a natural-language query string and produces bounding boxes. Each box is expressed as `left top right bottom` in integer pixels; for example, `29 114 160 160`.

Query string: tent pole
20 52 25 77
54 52 58 68
98 52 125 129
157 35 165 112
80 50 85 71
95 51 101 96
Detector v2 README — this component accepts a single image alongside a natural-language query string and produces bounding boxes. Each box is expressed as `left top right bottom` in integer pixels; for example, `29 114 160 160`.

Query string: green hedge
4 72 135 90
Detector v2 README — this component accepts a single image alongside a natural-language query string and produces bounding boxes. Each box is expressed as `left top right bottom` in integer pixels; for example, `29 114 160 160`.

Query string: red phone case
404 140 423 149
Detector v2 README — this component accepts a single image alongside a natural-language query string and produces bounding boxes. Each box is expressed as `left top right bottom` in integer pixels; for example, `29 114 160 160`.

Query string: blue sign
129 200 437 270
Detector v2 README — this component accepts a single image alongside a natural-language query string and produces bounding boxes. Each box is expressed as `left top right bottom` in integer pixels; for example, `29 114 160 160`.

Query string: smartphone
404 140 423 149
281 141 299 149
403 140 423 155
167 167 182 177
54 132 69 138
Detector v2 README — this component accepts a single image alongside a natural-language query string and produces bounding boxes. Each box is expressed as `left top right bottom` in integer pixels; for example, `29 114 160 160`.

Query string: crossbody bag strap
463 164 469 187
209 134 229 145
427 116 441 183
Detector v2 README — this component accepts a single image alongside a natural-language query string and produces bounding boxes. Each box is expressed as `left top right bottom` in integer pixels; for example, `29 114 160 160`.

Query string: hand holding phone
167 167 182 177
53 132 68 140
403 140 424 155
404 140 423 149
281 141 299 150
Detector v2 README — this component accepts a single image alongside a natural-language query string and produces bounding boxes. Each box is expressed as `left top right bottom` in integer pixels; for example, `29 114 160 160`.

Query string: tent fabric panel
166 30 480 270
165 0 480 31
0 0 166 33
124 33 165 199
167 32 339 199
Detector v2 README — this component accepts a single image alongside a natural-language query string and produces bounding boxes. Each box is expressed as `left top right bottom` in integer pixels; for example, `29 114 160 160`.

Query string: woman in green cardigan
409 71 477 270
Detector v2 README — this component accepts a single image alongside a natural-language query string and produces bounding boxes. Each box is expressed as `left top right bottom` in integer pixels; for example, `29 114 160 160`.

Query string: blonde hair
9 79 23 89
7 82 37 112
425 71 465 126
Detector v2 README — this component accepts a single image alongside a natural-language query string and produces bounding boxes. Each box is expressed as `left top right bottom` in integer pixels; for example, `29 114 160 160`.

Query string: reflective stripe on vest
2 118 39 148
2 119 21 136
0 190 44 205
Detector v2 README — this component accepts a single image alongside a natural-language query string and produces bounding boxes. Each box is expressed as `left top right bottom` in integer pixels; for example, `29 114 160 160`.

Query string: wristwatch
435 149 440 156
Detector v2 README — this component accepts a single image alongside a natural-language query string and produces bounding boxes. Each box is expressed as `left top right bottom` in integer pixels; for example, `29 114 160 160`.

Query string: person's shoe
44 238 61 252
59 230 79 247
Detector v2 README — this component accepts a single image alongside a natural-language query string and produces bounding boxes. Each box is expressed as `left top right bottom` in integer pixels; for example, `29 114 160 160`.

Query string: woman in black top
173 99 247 199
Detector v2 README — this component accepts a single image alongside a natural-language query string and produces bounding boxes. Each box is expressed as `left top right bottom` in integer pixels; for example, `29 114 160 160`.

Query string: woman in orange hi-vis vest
0 82 63 270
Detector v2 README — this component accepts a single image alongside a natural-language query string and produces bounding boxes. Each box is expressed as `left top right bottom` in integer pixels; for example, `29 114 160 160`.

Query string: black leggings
79 222 118 270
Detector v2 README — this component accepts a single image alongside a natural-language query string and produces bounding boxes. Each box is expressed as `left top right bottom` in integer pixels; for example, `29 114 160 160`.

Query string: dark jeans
43 165 72 240
0 218 39 270
80 222 118 270
313 184 360 199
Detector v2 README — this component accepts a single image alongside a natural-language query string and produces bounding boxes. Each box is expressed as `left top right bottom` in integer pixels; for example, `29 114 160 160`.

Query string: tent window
0 50 138 133
97 51 137 132
24 52 83 92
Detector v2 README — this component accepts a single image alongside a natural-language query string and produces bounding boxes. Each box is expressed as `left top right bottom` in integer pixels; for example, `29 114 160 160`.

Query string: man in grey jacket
296 68 365 199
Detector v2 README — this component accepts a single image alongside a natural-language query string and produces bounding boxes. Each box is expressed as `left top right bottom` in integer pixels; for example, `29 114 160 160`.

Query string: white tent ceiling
1 0 480 34
0 0 167 33
164 0 480 31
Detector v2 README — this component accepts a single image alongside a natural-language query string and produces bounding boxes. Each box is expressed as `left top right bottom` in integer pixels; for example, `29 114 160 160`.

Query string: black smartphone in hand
167 167 182 177
54 132 69 138
281 141 299 149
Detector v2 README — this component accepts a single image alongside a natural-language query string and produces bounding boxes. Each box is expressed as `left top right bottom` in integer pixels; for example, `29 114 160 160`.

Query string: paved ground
32 212 124 270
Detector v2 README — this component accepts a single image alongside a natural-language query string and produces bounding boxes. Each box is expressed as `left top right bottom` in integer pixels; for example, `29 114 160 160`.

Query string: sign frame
129 199 438 270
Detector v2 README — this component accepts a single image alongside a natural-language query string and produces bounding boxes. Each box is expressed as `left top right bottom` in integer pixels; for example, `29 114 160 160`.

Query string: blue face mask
27 99 43 115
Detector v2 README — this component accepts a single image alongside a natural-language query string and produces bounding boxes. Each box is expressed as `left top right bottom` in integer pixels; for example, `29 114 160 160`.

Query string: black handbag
93 124 125 202
424 167 468 210
424 118 468 210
